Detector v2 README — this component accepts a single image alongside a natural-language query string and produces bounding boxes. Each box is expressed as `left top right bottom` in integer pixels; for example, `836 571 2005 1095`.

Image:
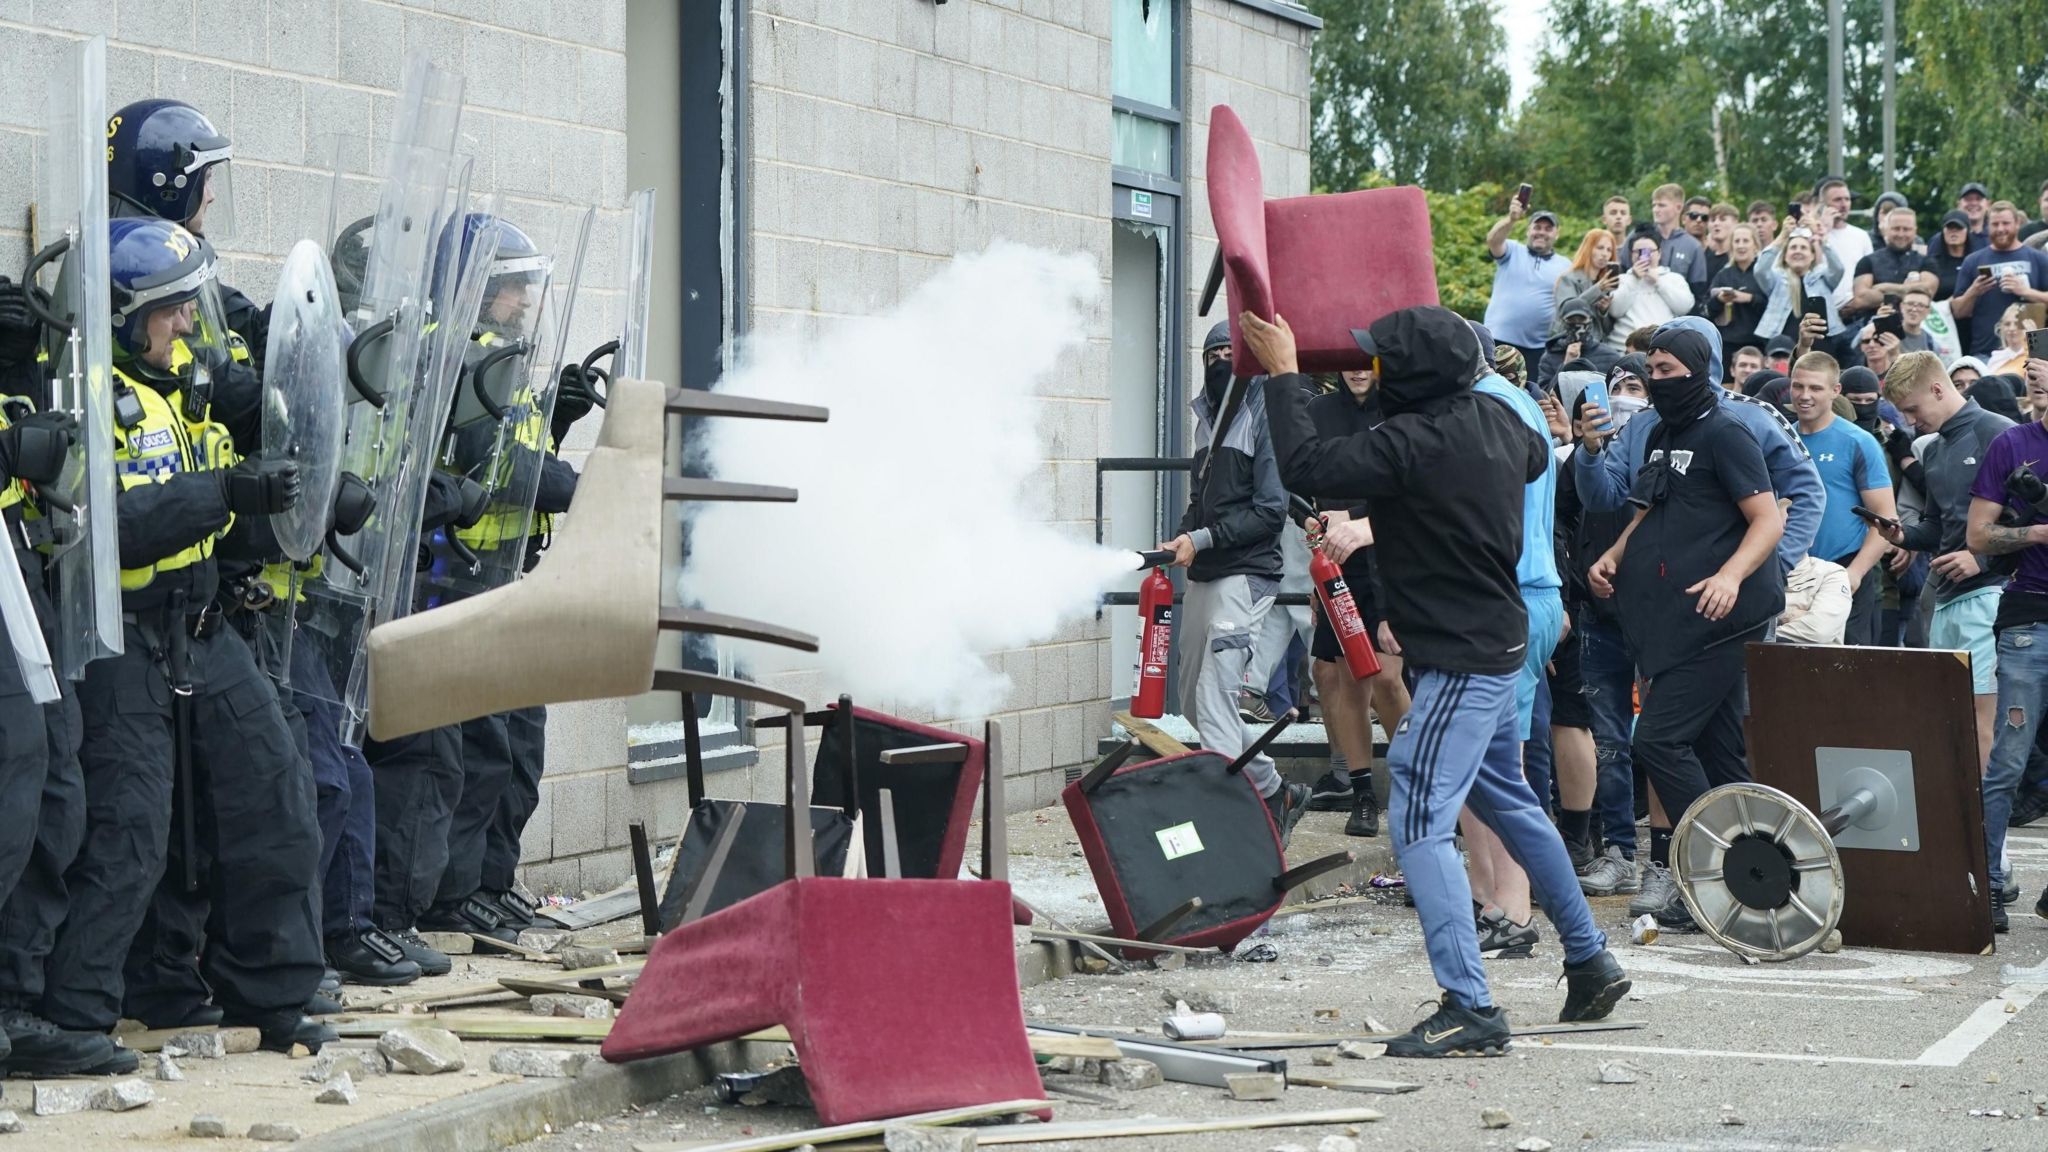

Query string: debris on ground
92 1079 153 1112
302 1050 383 1082
188 1114 228 1138
490 1047 595 1079
881 1125 978 1152
531 992 614 1019
377 1026 467 1074
1629 915 1659 945
1236 942 1281 963
1598 1060 1644 1084
559 945 622 970
1481 1106 1513 1129
1227 1072 1287 1101
1159 988 1239 1014
1100 1058 1164 1091
1337 1041 1383 1060
1515 1138 1555 1151
154 1052 184 1081
1819 929 1843 953
31 1083 96 1117
518 928 575 953
248 1120 305 1141
1317 1137 1361 1152
314 1073 358 1105
737 1065 813 1107
0 1112 19 1134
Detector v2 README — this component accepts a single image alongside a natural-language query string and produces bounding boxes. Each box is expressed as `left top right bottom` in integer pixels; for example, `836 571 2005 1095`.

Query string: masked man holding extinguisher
1157 323 1305 844
1248 305 1630 1058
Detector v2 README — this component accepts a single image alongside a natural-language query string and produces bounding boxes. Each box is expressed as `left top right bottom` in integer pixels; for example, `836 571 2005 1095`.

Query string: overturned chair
606 704 1045 1126
1063 714 1354 955
364 382 828 738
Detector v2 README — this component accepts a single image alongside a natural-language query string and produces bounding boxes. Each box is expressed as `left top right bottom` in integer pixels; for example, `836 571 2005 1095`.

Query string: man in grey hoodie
1878 352 2014 925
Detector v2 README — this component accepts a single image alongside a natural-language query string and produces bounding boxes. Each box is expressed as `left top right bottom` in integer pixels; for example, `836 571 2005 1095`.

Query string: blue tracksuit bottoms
1389 666 1610 1009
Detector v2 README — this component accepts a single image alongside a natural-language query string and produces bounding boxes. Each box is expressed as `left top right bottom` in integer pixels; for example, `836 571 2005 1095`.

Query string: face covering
1850 399 1880 429
1204 358 1232 410
1644 327 1719 426
1609 394 1649 428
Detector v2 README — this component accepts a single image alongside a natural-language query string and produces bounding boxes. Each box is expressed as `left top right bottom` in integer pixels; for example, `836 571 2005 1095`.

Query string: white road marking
1539 1039 1914 1066
1910 981 2044 1066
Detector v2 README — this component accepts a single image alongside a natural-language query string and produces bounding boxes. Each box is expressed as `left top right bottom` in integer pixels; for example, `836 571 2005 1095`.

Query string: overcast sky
1496 0 1550 109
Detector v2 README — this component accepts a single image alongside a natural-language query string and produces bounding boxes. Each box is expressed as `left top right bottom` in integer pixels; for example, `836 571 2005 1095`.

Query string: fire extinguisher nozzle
1133 549 1175 569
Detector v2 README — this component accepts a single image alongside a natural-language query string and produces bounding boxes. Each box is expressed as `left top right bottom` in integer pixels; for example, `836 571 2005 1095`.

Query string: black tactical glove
0 277 41 369
2007 464 2048 519
222 458 302 516
551 364 598 443
330 471 376 537
0 410 77 487
453 476 489 529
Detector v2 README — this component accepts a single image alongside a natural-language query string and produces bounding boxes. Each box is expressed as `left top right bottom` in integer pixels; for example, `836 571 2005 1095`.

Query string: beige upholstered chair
365 379 828 740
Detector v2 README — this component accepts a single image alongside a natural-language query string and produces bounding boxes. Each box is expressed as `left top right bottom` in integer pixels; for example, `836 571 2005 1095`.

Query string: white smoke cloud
680 243 1139 718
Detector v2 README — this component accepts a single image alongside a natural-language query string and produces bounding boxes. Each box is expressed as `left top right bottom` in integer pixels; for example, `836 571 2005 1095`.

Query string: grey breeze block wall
0 0 641 897
702 0 1316 842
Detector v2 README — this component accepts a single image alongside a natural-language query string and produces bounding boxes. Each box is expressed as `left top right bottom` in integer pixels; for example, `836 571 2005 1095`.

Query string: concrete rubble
559 945 621 970
531 992 613 1019
1227 1072 1287 1101
248 1120 305 1141
0 1111 20 1134
1316 1138 1361 1152
154 1051 184 1081
188 1114 228 1138
314 1072 358 1105
489 1047 594 1079
517 928 575 953
1515 1139 1555 1152
1336 1041 1383 1060
1598 1060 1644 1084
1481 1107 1513 1129
92 1079 154 1112
31 1083 97 1117
302 1049 384 1082
881 1125 978 1152
1098 1058 1163 1091
376 1026 467 1074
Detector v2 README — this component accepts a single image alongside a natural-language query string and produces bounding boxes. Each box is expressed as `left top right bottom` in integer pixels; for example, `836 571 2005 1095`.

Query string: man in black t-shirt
1848 209 1937 325
1587 326 1787 930
1296 367 1405 840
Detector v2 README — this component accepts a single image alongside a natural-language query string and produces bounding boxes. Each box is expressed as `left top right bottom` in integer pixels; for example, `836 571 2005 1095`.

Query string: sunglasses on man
1685 211 1709 222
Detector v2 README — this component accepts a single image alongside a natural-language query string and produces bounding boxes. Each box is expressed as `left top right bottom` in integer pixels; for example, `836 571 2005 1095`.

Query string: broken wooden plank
1210 1018 1648 1050
1286 1075 1421 1095
1112 711 1190 759
114 1025 261 1054
468 933 559 962
330 1012 615 1042
367 958 643 1010
499 977 631 1006
1027 927 1206 955
734 1025 1117 1062
1009 893 1131 975
806 1107 1385 1150
631 1098 1049 1152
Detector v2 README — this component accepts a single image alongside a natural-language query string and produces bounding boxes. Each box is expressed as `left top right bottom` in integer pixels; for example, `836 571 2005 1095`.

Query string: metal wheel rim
1672 782 1845 962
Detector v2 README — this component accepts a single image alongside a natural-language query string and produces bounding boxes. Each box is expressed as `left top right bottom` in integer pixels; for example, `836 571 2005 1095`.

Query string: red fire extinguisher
1130 552 1175 719
1295 499 1381 681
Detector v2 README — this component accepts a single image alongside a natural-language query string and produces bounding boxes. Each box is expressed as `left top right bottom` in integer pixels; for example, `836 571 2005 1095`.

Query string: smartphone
1516 183 1533 209
1580 375 1613 433
1978 265 1995 280
1603 261 1622 279
1882 292 1902 309
1801 297 1828 323
2030 328 2048 362
1789 202 1803 221
1851 505 1900 532
1874 310 1903 338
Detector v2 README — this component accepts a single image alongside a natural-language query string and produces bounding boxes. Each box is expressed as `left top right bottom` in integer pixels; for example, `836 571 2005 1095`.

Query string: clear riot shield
420 205 593 604
0 540 58 703
616 188 657 380
261 240 348 562
30 35 120 680
282 53 469 737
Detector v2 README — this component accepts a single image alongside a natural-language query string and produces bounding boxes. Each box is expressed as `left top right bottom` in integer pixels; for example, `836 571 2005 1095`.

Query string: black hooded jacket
1263 307 1551 676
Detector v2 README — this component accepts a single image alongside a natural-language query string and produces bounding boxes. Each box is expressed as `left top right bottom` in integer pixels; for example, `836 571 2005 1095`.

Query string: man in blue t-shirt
1967 357 2048 927
1484 201 1572 375
1462 320 1568 960
1787 354 1897 645
1951 201 2048 357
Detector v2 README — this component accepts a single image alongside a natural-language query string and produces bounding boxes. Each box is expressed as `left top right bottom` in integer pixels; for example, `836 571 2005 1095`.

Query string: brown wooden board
1744 644 1994 954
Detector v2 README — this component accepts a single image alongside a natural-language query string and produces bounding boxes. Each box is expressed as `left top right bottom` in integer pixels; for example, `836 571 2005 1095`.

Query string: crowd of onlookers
1181 176 2048 953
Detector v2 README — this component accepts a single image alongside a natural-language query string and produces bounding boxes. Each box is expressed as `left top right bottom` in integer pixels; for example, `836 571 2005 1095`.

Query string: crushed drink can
1630 913 1659 946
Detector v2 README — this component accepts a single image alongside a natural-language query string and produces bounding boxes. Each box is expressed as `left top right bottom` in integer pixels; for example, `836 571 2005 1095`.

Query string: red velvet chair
1206 103 1440 376
605 704 1044 1126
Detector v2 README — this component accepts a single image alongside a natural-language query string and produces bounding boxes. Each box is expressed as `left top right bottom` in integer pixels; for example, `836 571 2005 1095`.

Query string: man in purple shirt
1967 357 2048 927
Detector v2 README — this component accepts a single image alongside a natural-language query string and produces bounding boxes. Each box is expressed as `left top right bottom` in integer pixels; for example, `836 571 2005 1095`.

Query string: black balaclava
1204 357 1231 410
1645 326 1718 426
1840 366 1883 433
1972 374 2025 424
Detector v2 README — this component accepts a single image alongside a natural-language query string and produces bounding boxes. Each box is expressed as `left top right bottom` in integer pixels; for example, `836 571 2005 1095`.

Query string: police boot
388 927 453 977
0 1009 139 1077
248 1014 338 1055
305 992 346 1017
328 928 423 987
485 889 537 933
419 894 518 952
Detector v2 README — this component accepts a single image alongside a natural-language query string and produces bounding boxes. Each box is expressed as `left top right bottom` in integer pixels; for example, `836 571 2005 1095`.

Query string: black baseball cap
1765 334 1797 357
1530 210 1559 227
1942 210 1970 230
1350 305 1481 382
1840 366 1882 396
1959 181 1990 199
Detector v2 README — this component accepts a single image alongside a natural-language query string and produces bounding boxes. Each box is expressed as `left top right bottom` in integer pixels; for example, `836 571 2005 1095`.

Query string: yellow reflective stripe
111 368 232 591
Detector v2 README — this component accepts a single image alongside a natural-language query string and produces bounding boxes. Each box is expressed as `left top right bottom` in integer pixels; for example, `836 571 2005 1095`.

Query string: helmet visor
185 158 236 244
476 252 553 344
118 262 232 381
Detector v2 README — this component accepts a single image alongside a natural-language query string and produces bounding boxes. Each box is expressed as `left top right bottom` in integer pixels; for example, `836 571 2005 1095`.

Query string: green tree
1897 0 2048 210
1304 0 1513 194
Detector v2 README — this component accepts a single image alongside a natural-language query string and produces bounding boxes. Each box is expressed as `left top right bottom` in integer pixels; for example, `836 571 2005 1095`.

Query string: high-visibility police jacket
449 331 572 555
112 360 239 610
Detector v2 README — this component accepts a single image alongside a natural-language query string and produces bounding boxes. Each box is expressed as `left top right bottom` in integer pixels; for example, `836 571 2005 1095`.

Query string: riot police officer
400 220 580 947
37 219 331 1054
0 345 126 1076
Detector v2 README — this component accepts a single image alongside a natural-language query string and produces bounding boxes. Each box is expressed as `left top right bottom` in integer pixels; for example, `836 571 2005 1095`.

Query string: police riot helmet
108 217 227 380
106 99 236 241
475 219 549 341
